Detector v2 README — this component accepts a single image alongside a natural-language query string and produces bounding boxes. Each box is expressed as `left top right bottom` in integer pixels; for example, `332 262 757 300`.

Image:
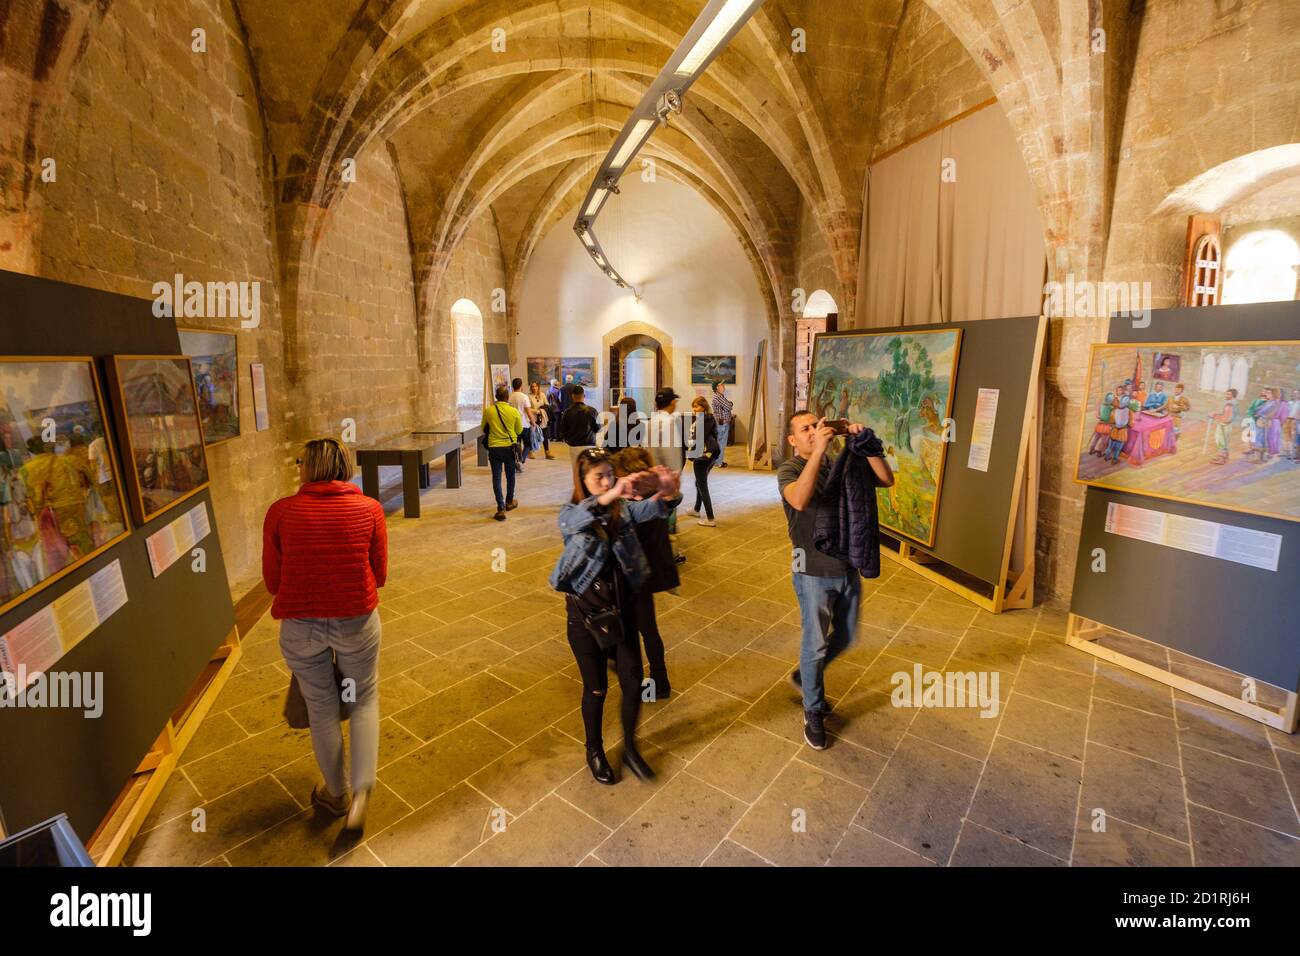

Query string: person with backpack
481 384 523 521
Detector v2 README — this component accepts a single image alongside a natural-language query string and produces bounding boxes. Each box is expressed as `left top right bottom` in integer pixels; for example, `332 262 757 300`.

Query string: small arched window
1221 230 1300 305
451 298 484 409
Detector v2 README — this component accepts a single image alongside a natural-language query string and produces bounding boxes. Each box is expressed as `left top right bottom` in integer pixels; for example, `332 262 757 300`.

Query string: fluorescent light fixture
610 118 656 170
584 189 608 218
676 0 752 77
580 232 596 248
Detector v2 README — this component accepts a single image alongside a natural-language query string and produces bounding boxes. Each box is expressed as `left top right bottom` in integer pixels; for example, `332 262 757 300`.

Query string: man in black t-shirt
778 411 893 750
560 385 600 463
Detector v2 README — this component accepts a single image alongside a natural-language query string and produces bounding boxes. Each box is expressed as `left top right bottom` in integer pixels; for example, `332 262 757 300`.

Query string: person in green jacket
482 384 524 520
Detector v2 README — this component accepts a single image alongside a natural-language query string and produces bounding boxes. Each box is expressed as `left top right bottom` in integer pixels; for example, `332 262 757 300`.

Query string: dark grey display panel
1070 301 1300 691
0 269 237 840
823 314 1042 585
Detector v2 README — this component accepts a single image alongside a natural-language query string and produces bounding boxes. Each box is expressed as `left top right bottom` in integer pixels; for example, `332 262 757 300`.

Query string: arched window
803 289 839 318
1200 353 1216 391
1221 230 1300 304
1230 356 1250 397
451 298 484 409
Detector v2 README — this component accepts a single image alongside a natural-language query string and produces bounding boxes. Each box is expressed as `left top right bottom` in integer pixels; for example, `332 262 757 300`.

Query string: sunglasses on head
579 448 611 462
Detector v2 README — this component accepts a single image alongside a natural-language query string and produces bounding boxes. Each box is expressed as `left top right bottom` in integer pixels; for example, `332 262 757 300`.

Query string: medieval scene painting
810 329 962 546
112 357 211 523
0 359 129 613
1075 341 1300 523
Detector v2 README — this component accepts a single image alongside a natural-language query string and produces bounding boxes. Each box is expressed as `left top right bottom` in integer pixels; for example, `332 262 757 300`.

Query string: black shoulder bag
572 520 627 650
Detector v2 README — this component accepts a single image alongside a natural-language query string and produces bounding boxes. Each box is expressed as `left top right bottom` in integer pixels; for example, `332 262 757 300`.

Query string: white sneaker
697 517 716 527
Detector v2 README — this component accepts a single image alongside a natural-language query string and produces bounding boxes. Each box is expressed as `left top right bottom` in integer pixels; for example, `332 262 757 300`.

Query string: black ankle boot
587 748 615 785
621 743 655 781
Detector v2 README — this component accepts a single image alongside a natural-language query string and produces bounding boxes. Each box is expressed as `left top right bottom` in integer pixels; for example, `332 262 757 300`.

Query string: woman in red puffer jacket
263 437 386 833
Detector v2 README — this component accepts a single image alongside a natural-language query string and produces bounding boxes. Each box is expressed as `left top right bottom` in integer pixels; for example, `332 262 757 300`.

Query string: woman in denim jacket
551 447 679 784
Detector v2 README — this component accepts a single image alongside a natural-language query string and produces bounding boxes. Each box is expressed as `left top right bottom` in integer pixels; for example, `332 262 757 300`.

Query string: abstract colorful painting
109 356 210 523
1075 341 1300 522
810 329 962 546
0 358 130 614
178 329 240 445
691 355 737 385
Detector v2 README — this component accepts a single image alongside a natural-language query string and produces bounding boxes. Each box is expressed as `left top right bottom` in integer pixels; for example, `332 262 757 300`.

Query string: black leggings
692 456 715 519
635 589 667 683
566 597 643 752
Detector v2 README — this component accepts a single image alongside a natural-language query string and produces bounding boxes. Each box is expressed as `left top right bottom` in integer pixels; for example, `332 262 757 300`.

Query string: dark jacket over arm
812 428 884 578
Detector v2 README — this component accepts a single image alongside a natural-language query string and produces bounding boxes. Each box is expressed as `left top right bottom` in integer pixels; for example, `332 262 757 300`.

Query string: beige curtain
859 104 1046 327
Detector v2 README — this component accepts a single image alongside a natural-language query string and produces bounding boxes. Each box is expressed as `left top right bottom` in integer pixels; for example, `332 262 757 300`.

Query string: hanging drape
858 104 1047 327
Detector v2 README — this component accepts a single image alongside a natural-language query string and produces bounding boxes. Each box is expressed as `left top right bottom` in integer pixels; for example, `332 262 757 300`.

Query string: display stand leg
445 448 462 489
1066 614 1298 733
87 625 243 866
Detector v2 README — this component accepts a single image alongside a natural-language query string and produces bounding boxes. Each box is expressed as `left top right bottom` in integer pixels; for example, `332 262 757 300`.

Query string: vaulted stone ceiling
231 0 909 340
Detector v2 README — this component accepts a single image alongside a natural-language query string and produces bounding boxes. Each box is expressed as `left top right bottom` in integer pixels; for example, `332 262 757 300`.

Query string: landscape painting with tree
1075 341 1300 523
810 329 962 546
0 358 130 614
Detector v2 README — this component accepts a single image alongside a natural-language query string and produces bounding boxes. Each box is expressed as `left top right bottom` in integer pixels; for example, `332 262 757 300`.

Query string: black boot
621 743 655 781
586 748 615 785
648 672 671 700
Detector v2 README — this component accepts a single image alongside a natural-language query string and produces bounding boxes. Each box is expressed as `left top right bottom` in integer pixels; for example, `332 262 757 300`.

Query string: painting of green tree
809 329 962 546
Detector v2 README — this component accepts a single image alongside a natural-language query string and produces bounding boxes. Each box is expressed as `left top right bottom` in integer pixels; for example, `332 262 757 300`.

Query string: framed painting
489 363 511 394
691 355 737 385
1074 340 1300 523
177 329 240 445
107 356 211 524
0 357 131 616
810 329 963 547
528 357 595 388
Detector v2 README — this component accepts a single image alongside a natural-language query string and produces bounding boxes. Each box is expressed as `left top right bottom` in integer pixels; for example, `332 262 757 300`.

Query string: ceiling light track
573 0 766 296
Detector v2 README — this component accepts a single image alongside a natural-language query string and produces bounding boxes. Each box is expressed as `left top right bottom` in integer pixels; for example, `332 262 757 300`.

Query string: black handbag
572 523 627 649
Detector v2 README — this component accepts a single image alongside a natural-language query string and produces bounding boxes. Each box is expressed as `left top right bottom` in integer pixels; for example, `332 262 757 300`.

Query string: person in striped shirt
711 381 733 468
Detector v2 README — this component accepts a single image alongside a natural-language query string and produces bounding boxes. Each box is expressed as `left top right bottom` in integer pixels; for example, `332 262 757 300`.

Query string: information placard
145 502 213 578
1104 501 1282 572
966 387 1000 472
0 560 128 698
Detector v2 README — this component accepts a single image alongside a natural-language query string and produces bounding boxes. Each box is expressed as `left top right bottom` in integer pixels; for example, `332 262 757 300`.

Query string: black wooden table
412 417 485 479
355 433 462 518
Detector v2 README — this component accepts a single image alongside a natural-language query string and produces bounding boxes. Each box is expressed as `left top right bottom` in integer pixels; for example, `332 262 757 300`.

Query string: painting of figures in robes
1075 341 1300 523
810 329 962 546
0 358 130 614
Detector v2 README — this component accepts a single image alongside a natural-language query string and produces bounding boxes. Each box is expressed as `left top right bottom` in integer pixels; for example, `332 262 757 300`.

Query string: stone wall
871 0 993 160
37 0 291 595
33 0 510 596
298 141 420 447
425 210 509 420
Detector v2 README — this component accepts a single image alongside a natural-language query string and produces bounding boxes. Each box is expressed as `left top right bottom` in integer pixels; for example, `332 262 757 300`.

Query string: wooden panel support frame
1066 614 1298 733
86 625 243 866
747 339 773 470
879 320 1045 614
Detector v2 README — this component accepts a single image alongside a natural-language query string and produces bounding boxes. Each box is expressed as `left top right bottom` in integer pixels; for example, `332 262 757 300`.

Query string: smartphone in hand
824 419 850 435
632 472 660 497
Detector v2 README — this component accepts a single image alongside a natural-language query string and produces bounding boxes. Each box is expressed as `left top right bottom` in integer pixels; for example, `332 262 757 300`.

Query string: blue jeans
279 611 382 797
717 421 730 458
792 573 861 712
488 445 516 509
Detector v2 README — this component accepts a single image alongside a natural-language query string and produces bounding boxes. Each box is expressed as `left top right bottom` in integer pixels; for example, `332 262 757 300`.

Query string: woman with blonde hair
263 437 387 832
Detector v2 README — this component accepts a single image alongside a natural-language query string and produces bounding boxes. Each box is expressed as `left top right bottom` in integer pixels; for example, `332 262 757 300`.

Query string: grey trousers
279 611 381 797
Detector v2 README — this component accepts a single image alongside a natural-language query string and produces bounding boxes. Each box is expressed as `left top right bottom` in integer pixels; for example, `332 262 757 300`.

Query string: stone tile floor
126 447 1300 866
